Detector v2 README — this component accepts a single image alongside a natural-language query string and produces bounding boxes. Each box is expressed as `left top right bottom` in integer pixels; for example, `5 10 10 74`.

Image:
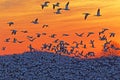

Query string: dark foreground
0 51 120 80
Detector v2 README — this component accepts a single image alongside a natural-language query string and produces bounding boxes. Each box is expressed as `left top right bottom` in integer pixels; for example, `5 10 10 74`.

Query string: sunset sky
0 0 120 56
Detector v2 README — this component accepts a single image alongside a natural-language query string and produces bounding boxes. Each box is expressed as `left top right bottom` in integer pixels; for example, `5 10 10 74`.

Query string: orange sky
0 0 120 57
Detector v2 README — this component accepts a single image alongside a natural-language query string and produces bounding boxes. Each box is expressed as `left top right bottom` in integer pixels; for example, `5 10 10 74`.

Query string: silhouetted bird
2 47 6 51
87 32 94 37
110 44 116 49
111 45 120 50
36 33 41 37
83 13 90 20
110 32 115 37
79 50 84 56
53 2 60 9
5 38 10 42
50 34 56 38
41 1 50 9
53 39 59 43
13 38 17 43
69 46 75 54
62 34 69 36
80 40 83 45
99 35 107 41
103 40 112 51
28 38 36 42
64 42 70 45
95 8 101 16
72 41 79 48
42 24 48 28
90 40 95 48
28 44 35 52
47 43 52 50
103 28 109 31
21 30 28 33
75 33 84 37
17 40 24 43
64 2 70 10
83 44 87 48
99 28 109 35
76 50 84 58
31 18 39 24
103 47 110 52
86 52 95 57
41 43 48 50
27 36 33 39
7 22 14 26
42 33 47 35
11 30 17 35
54 8 62 14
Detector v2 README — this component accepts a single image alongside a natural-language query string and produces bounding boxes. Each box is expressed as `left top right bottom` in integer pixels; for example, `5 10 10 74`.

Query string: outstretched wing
41 5 44 9
35 18 38 22
66 2 69 7
53 4 56 9
97 8 100 15
65 2 69 9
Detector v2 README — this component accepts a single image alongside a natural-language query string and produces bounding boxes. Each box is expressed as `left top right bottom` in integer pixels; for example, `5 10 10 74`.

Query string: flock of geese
40 1 101 20
7 1 102 27
1 26 120 58
1 1 120 58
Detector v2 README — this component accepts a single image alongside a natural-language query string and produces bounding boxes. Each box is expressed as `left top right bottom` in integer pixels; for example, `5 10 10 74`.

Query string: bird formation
3 27 119 57
40 1 101 20
41 1 70 14
0 1 119 59
1 25 119 58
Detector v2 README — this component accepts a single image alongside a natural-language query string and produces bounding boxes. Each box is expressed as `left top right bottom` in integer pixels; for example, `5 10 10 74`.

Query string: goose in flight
90 40 95 48
53 2 60 9
28 38 36 42
110 45 120 50
87 32 94 37
83 13 90 20
62 34 69 36
99 35 107 41
31 18 39 24
42 24 48 28
72 41 79 48
36 33 41 37
7 22 14 26
99 28 109 35
17 40 24 43
5 38 10 42
77 50 84 58
27 36 33 39
75 33 84 37
21 30 28 33
13 38 17 43
86 52 95 57
110 32 115 37
2 47 6 51
54 8 62 14
80 40 83 45
64 2 70 10
53 39 59 43
11 30 17 35
83 44 87 49
42 32 47 35
95 8 101 16
28 44 35 52
41 1 50 9
50 34 56 38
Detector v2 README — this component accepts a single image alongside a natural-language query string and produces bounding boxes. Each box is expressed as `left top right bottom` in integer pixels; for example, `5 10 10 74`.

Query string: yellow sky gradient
0 0 120 56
